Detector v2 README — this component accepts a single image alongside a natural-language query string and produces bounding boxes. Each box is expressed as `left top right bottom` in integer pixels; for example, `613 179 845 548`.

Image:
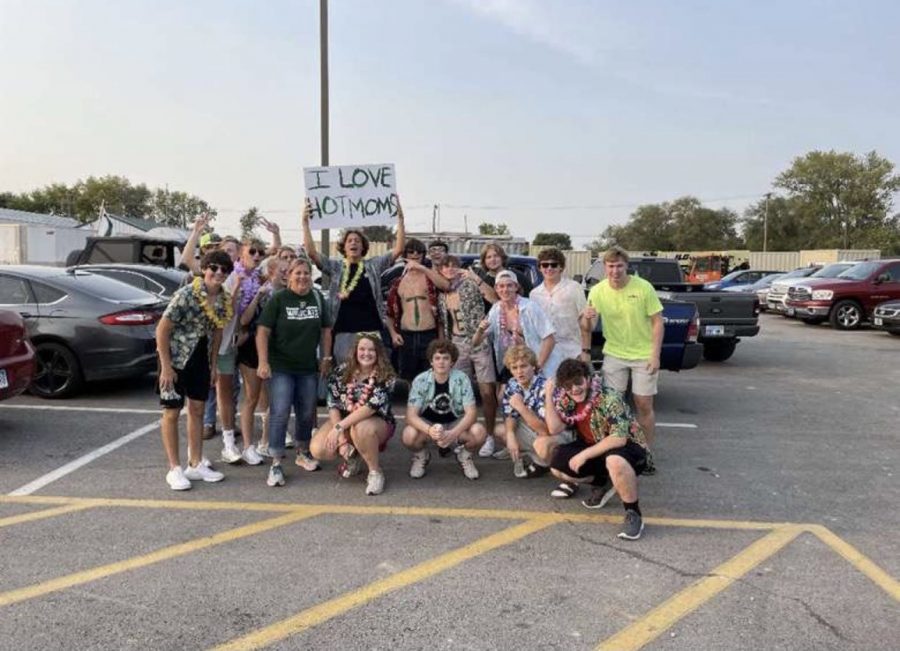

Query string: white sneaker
184 463 225 483
221 443 242 464
492 447 511 460
478 437 495 458
256 443 271 458
409 449 431 479
513 457 527 478
267 464 285 487
365 470 385 495
166 467 191 491
242 445 263 466
457 447 480 480
285 432 297 449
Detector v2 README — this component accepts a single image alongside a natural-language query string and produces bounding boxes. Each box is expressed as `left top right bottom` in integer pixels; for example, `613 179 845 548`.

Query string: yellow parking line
597 525 804 651
210 517 557 651
0 503 94 528
0 495 787 531
808 525 900 602
0 507 321 608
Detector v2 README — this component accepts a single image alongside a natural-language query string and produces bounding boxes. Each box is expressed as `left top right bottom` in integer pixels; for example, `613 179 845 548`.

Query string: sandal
523 459 550 479
550 481 579 499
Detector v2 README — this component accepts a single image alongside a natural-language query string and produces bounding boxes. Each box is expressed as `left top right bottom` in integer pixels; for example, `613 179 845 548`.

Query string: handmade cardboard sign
303 163 398 228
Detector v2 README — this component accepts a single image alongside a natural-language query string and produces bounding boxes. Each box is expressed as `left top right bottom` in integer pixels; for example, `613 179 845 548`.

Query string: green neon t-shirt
587 276 663 361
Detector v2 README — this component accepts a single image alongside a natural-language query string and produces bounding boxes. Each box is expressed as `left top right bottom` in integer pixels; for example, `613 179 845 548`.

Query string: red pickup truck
784 259 900 329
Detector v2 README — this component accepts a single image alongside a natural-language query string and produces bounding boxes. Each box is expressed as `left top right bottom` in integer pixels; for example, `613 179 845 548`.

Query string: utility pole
763 192 771 252
319 0 330 257
432 204 438 233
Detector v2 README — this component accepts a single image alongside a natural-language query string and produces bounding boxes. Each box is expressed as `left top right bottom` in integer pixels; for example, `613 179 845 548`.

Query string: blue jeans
268 372 318 460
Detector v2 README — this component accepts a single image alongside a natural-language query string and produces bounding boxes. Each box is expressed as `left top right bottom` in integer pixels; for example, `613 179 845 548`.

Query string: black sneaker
617 510 644 540
582 484 617 509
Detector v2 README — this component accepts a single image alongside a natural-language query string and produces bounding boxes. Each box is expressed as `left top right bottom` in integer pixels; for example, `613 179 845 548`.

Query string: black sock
623 501 641 516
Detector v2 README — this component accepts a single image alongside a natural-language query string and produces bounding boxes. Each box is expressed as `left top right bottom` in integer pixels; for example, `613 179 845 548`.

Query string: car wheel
29 342 83 399
801 317 826 325
702 339 737 362
889 330 900 337
829 300 863 330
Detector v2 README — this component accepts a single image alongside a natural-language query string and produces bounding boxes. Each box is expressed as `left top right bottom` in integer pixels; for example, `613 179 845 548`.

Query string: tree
772 150 900 250
0 175 216 226
358 225 394 242
591 196 740 252
240 207 261 240
478 222 510 236
532 232 572 250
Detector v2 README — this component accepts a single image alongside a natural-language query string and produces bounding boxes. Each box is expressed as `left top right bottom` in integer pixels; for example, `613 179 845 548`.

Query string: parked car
0 310 36 402
0 266 167 398
767 263 857 313
784 259 900 329
703 269 780 291
873 300 900 336
722 273 784 294
68 264 189 299
66 235 184 268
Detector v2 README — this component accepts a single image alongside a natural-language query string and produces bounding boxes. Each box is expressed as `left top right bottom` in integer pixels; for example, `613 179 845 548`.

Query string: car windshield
717 270 745 283
782 267 816 279
811 263 855 278
836 261 881 280
751 274 784 289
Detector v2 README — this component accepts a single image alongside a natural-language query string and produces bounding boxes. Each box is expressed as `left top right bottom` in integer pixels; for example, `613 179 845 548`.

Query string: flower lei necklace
498 300 523 349
344 372 376 411
553 375 604 425
192 277 232 328
339 262 365 300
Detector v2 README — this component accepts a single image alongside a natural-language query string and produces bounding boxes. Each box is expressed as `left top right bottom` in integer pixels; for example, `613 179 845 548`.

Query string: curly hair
555 358 591 388
337 229 370 257
503 344 537 370
341 333 395 385
426 339 459 364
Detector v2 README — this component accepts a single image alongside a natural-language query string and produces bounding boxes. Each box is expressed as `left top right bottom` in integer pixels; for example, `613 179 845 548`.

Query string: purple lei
234 261 262 315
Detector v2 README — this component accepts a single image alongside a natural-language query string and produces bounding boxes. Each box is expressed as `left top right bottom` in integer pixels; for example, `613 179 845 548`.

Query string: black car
0 266 167 398
873 300 900 336
69 263 189 299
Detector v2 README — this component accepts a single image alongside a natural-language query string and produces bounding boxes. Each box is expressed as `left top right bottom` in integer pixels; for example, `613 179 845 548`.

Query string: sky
2 0 899 247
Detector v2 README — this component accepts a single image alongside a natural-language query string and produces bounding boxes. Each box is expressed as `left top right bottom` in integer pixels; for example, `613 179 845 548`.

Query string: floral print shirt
551 374 647 448
326 363 395 424
161 282 229 369
501 371 548 421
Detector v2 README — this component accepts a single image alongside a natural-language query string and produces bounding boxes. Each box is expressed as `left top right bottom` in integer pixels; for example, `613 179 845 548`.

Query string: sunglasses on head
540 262 560 269
207 263 232 275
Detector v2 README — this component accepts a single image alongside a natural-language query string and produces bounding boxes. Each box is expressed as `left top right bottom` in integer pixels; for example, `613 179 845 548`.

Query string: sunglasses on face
207 263 232 275
248 248 263 256
405 250 423 256
540 262 560 269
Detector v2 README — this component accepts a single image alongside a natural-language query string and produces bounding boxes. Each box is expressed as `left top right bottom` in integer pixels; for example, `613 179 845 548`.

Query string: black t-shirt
333 264 383 334
420 380 457 424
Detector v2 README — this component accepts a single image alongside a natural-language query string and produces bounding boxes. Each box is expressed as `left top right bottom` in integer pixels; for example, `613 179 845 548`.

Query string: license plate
0 369 8 390
875 317 883 326
704 325 725 336
787 307 795 316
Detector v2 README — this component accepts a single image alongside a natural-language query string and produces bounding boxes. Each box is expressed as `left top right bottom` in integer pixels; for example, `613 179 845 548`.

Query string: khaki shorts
512 421 575 465
602 354 658 396
453 335 496 384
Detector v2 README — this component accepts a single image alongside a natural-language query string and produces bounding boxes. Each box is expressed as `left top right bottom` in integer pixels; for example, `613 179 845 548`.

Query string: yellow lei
192 277 232 328
339 262 365 300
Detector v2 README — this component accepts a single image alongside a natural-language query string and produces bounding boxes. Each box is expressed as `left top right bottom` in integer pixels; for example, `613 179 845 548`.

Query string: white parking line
0 405 160 415
7 421 160 496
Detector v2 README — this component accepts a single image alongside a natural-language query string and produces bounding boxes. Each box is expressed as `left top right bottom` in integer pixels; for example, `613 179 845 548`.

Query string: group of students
156 201 663 540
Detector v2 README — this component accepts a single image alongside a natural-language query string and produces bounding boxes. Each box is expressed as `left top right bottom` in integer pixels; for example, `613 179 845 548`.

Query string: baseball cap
200 232 222 248
494 270 518 285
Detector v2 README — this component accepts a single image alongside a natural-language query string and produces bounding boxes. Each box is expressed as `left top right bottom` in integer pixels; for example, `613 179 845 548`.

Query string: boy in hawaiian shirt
156 250 233 490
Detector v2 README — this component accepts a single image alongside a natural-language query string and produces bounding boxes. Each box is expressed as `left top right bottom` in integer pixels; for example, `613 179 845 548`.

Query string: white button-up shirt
529 277 586 360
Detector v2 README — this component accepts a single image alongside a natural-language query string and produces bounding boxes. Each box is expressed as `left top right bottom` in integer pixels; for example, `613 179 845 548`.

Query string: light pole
763 192 771 252
319 0 330 256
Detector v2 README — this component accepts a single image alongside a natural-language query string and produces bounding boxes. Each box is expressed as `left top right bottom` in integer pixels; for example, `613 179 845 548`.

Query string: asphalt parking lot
1 313 898 650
